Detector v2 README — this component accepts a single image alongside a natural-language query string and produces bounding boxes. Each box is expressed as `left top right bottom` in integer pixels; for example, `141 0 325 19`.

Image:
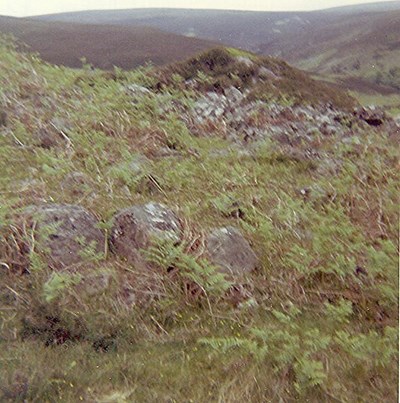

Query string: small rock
236 56 254 67
110 202 182 264
319 124 337 136
35 128 59 149
127 155 150 174
24 204 105 270
225 86 244 101
155 146 181 158
299 187 311 199
126 84 151 96
205 226 258 276
258 66 279 80
109 154 151 183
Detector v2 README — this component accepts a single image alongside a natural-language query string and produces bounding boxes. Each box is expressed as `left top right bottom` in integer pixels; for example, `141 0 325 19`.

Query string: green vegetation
0 36 398 402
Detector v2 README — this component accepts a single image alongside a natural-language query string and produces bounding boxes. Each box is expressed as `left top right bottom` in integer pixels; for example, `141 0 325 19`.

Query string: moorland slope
0 37 398 401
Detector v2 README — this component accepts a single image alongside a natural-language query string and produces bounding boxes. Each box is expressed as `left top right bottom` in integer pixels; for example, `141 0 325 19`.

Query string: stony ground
0 38 399 402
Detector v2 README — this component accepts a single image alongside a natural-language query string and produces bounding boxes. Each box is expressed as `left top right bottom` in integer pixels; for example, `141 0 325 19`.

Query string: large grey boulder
25 204 105 270
110 202 182 264
205 226 258 276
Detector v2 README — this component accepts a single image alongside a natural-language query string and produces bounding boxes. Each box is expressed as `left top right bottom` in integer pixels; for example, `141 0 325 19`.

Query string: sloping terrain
33 3 400 104
0 16 216 69
0 37 398 402
33 2 400 54
260 9 400 95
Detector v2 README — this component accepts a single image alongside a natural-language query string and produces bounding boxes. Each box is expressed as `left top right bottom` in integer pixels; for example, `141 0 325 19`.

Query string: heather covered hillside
0 16 216 69
0 37 399 402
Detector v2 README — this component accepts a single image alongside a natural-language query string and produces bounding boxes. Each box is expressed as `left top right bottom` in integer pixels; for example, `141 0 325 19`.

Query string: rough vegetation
0 36 399 402
156 47 357 109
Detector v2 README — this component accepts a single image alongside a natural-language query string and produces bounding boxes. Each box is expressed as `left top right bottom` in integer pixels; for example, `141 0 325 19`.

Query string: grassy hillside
0 37 398 402
0 16 216 69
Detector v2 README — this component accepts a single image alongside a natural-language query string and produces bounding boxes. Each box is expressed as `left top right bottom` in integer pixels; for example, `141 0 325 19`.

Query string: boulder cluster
151 81 398 147
7 202 258 281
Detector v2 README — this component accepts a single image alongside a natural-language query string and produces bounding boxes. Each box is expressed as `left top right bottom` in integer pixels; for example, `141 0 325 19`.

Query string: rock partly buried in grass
35 127 61 149
126 84 151 97
60 171 92 197
24 204 105 270
34 125 72 149
205 226 258 276
110 202 182 264
108 154 150 187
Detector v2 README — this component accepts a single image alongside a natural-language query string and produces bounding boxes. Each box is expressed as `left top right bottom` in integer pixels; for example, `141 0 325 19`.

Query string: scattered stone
155 146 182 158
258 66 279 80
34 127 69 149
109 154 151 184
61 172 92 197
126 84 151 96
299 187 311 200
205 226 258 276
24 204 105 270
236 56 254 67
188 87 351 148
319 123 337 136
35 128 57 149
225 86 244 101
110 202 182 264
127 155 150 173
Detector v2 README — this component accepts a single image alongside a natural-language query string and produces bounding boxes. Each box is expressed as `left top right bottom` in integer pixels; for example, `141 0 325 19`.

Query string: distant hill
258 9 400 97
33 3 400 98
0 16 216 69
33 3 400 53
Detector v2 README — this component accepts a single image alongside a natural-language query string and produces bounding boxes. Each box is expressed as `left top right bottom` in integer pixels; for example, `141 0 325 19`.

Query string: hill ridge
0 15 217 69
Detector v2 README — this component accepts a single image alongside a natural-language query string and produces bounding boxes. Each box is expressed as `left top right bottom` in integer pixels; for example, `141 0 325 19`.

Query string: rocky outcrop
110 202 182 264
205 226 258 276
24 204 105 270
187 88 353 144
